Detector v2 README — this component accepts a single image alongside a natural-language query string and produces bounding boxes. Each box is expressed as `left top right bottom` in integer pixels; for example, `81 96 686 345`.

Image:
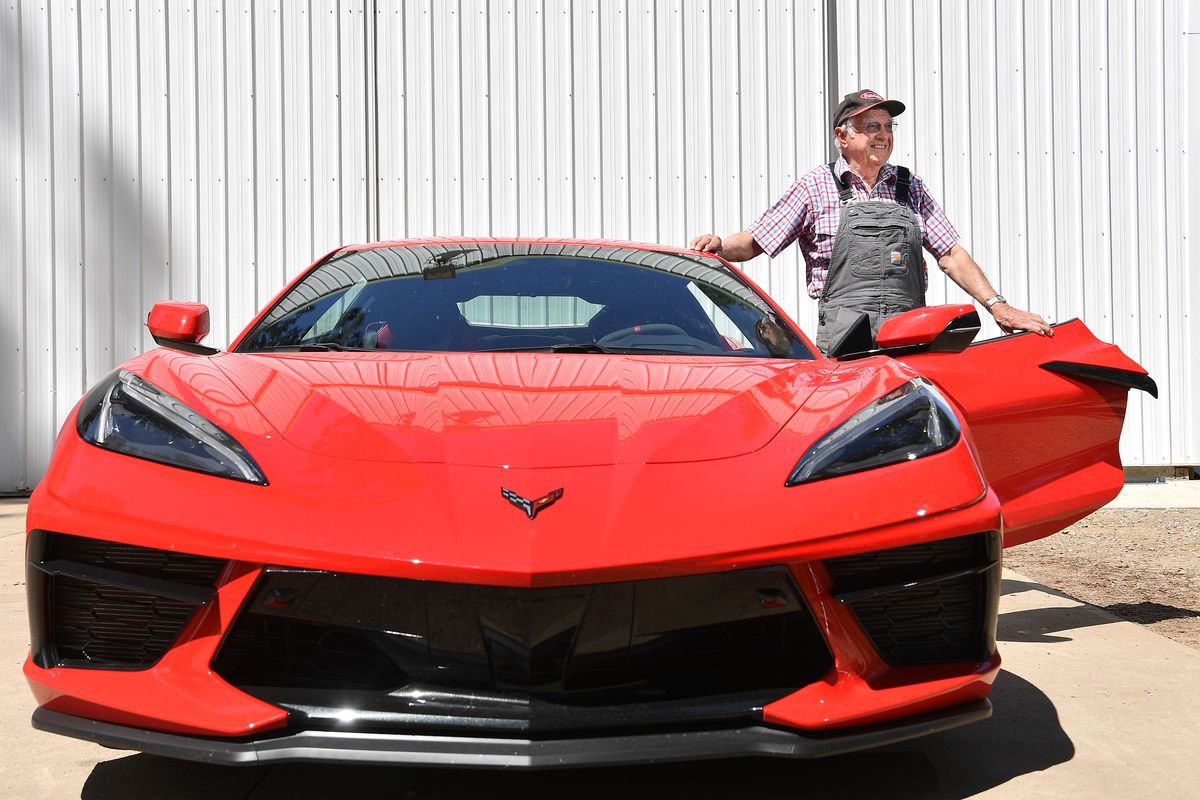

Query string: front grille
27 531 225 670
824 531 1001 666
213 567 833 737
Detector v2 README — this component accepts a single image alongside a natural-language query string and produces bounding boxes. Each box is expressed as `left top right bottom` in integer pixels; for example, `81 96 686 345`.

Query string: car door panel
898 319 1155 547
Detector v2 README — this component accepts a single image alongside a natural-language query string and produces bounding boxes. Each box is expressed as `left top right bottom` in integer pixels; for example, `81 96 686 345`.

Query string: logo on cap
860 90 882 101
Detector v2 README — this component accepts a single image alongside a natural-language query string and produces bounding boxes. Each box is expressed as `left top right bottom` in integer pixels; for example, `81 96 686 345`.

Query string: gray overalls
815 164 926 354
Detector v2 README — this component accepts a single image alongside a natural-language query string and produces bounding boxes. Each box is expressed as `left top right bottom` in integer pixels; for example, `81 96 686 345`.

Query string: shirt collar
834 156 896 187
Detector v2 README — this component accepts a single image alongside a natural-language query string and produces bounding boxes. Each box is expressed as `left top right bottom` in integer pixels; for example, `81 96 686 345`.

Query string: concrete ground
3 487 1199 799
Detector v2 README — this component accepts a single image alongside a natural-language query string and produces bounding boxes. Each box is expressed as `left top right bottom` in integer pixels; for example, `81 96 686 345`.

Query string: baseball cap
832 89 906 129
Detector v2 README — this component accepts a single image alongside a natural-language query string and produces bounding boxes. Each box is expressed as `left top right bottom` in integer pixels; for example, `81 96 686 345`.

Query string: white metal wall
1 0 1194 491
835 0 1198 469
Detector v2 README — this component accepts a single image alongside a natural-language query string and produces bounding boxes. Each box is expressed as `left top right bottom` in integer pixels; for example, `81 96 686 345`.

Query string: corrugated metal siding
0 0 1193 490
836 0 1197 468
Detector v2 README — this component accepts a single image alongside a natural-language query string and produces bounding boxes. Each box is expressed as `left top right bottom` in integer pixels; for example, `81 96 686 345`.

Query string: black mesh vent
46 533 224 587
28 531 225 670
825 532 1001 667
50 576 199 666
213 567 834 737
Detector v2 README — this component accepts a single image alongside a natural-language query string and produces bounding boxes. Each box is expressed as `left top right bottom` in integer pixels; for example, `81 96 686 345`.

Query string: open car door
896 319 1156 547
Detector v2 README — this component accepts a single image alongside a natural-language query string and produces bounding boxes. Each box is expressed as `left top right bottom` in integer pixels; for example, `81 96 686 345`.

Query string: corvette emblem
501 487 564 520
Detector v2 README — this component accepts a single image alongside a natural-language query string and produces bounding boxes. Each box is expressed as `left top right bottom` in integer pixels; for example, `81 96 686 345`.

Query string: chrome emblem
501 487 564 520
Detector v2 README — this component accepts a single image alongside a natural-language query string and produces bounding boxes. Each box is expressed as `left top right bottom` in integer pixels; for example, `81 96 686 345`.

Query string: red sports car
25 238 1155 767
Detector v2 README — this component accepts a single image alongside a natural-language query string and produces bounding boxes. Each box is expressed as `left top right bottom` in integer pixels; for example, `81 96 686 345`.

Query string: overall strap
828 162 855 206
895 166 912 208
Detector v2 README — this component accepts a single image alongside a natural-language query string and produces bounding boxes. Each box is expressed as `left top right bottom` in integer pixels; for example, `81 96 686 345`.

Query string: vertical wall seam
511 0 518 236
401 0 408 237
596 0 603 237
1075 0 1084 320
540 0 547 235
368 0 379 243
456 0 464 235
1103 0 1114 337
1019 0 1030 302
569 0 578 239
990 0 1000 284
680 1 687 247
278 1 287 283
250 0 259 303
16 0 28 486
164 1 173 299
193 0 201 299
651 1 658 241
733 0 741 227
306 0 314 258
963 0 973 256
937 0 945 198
623 0 630 236
1159 0 1173 455
484 0 492 236
335 0 344 243
707 0 715 234
105 0 118 386
430 0 437 234
135 0 145 355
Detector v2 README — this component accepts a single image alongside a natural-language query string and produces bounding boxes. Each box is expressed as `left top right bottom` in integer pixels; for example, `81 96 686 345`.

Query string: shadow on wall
0 11 31 490
0 7 171 491
80 671 1071 800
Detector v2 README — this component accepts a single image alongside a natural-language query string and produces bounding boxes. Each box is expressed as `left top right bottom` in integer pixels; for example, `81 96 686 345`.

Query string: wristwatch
983 294 1007 311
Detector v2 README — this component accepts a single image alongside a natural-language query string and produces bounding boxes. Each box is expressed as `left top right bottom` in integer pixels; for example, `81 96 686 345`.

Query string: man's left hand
990 303 1053 336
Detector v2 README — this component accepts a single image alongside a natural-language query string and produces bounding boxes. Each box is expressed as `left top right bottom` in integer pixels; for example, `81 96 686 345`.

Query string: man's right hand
689 234 723 253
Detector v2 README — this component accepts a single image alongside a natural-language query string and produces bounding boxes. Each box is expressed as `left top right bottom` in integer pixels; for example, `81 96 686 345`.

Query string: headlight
76 370 268 485
786 377 960 486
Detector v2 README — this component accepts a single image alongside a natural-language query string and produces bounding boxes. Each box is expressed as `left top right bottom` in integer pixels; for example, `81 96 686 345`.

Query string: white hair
833 122 856 153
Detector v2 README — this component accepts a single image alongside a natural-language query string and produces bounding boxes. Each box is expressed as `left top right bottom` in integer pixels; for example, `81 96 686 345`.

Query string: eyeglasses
855 121 898 134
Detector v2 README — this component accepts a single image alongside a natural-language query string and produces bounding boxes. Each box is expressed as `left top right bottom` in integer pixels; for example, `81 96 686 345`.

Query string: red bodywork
24 238 1152 758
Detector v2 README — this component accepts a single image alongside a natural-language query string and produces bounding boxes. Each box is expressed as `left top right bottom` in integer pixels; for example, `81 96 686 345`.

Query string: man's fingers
689 234 721 252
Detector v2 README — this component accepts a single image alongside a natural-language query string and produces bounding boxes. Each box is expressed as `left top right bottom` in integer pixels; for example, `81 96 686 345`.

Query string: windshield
236 243 812 359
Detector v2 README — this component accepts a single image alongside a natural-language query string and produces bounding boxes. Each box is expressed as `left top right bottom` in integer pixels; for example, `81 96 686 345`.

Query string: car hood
206 351 834 467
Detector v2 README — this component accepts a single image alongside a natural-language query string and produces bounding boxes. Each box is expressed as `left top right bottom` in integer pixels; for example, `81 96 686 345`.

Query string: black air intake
27 531 225 670
213 567 834 737
824 531 1001 666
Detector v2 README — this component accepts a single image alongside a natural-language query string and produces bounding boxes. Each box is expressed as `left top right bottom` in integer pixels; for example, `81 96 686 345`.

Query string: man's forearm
937 243 1052 335
937 244 998 304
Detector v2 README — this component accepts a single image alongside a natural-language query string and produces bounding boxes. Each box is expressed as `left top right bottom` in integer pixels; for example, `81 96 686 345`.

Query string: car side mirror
147 302 220 355
875 305 980 353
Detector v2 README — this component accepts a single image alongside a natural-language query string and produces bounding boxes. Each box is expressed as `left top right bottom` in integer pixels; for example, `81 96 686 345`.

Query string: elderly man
690 89 1051 352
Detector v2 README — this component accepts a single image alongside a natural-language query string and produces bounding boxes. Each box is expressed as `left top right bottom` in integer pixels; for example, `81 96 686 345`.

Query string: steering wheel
596 323 689 346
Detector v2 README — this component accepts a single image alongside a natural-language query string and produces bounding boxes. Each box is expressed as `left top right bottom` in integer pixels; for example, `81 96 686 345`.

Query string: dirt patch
1004 508 1200 650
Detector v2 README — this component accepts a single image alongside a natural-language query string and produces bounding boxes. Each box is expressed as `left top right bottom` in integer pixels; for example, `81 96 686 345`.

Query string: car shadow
80 671 1071 800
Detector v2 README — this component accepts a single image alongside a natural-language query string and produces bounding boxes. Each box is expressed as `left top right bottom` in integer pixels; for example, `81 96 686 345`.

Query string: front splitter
33 700 990 769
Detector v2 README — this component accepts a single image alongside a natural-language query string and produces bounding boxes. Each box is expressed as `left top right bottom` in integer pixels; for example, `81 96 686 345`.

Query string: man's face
837 108 894 169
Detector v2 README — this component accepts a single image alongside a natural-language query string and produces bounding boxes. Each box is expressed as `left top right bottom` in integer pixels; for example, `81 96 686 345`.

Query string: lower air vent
213 567 834 737
27 531 225 670
824 531 1001 666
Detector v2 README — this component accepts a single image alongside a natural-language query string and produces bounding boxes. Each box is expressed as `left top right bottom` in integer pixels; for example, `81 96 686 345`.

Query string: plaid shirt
748 157 960 298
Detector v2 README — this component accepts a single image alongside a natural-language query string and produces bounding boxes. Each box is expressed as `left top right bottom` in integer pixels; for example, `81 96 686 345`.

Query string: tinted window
237 244 812 359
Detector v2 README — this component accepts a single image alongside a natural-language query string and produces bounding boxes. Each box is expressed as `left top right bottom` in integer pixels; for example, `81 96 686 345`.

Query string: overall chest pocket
846 223 913 279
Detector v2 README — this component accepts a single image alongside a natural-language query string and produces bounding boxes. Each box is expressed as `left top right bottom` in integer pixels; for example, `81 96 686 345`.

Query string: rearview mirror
147 302 219 355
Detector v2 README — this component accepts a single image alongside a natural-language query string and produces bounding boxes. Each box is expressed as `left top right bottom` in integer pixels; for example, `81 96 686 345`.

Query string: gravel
1003 508 1200 650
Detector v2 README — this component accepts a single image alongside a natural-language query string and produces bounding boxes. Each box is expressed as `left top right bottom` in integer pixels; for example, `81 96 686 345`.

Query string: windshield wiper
479 343 621 354
253 342 377 352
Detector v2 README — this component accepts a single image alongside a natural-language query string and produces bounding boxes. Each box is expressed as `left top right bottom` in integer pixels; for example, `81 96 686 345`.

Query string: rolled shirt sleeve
747 180 812 258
